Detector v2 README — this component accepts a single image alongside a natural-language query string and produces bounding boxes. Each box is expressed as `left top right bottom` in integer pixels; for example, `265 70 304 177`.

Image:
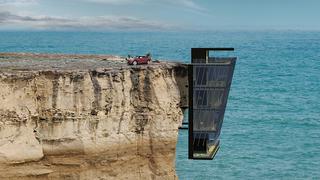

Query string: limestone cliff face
0 53 188 180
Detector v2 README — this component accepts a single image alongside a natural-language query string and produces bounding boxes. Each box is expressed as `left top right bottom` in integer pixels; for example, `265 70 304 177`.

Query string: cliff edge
0 53 188 179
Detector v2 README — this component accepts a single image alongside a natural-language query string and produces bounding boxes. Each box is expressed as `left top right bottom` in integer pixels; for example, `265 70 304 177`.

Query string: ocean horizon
1 30 319 179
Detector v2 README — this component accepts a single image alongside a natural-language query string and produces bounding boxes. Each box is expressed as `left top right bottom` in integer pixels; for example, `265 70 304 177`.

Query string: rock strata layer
0 53 188 180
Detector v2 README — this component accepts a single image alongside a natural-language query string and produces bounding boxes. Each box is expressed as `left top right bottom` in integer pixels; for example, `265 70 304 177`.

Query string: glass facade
189 48 236 160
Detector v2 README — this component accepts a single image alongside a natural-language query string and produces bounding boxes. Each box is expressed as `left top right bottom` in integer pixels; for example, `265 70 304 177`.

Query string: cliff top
0 53 182 72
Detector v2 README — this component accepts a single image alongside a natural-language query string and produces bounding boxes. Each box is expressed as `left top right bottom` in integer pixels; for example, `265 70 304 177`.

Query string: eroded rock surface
0 53 188 180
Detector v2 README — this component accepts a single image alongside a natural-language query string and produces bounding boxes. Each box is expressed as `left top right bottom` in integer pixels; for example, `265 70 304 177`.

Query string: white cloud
84 0 145 5
0 0 203 30
0 11 172 30
82 0 204 11
0 0 37 6
0 0 38 13
176 0 204 11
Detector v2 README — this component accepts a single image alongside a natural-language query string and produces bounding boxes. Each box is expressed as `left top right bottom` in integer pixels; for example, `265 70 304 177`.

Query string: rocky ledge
0 53 188 180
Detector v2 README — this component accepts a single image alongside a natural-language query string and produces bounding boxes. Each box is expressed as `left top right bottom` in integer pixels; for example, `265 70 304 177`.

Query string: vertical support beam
206 50 209 64
188 64 194 159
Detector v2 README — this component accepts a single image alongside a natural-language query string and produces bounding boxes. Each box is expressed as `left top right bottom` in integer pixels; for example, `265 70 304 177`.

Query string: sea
0 31 319 179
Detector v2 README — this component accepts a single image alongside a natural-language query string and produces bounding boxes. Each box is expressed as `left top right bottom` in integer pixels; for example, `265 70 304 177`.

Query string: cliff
0 53 188 180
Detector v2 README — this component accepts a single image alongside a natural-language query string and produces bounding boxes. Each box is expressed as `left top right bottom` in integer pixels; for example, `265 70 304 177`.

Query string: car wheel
133 61 138 65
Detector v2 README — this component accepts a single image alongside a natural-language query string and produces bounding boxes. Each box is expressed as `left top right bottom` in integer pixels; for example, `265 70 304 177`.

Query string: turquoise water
1 31 319 179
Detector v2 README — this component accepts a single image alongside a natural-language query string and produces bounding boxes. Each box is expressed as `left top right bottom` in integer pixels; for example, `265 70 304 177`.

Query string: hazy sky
0 0 320 31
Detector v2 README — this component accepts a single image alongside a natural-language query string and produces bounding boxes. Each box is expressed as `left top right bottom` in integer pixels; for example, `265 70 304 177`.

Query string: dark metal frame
188 64 194 159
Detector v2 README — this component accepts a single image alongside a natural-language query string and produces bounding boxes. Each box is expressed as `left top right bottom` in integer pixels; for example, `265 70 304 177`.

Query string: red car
126 55 151 65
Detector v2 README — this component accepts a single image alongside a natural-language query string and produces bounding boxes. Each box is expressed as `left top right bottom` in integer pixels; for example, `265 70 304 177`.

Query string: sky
0 0 320 31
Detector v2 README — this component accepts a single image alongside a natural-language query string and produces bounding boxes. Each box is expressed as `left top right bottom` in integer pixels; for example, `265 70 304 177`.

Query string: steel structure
188 48 236 160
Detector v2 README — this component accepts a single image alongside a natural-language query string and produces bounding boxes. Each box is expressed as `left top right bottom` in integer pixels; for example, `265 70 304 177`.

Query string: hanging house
188 48 236 160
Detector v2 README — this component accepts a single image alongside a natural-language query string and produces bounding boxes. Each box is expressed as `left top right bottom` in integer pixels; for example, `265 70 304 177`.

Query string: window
195 67 207 86
194 90 207 107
